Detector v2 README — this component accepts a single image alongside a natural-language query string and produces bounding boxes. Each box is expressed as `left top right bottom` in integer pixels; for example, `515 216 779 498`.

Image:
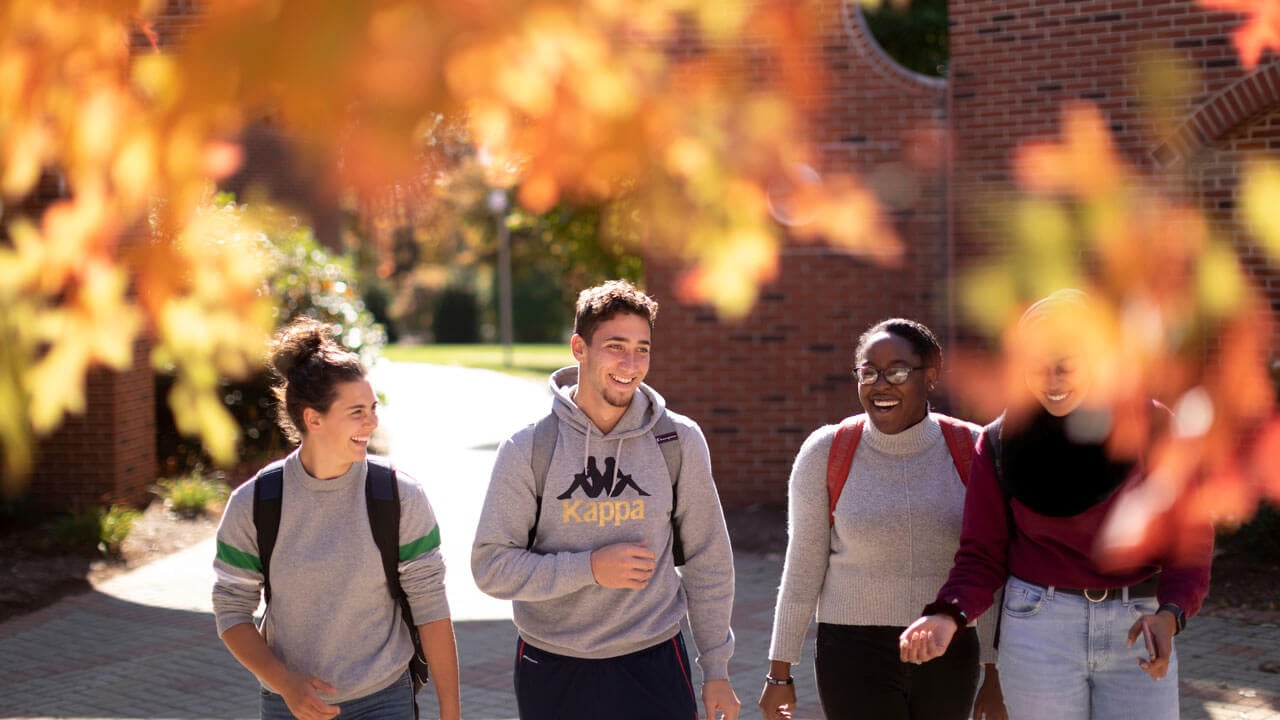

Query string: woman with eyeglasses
898 290 1213 720
759 318 1003 720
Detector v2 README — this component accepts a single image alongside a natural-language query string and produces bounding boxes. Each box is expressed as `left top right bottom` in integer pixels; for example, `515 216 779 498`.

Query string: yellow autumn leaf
25 338 90 432
1196 242 1247 318
1242 161 1280 263
961 263 1020 337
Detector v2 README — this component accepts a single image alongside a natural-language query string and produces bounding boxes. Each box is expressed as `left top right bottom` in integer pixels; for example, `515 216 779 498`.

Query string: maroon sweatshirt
933 428 1213 621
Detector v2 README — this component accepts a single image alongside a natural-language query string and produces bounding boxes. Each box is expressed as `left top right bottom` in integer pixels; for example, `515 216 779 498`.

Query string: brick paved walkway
1 363 1276 719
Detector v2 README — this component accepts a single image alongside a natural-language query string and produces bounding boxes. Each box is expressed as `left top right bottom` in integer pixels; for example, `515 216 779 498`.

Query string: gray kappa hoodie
471 366 736 680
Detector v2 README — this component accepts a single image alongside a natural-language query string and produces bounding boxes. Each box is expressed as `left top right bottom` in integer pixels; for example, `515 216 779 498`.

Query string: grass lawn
381 343 571 381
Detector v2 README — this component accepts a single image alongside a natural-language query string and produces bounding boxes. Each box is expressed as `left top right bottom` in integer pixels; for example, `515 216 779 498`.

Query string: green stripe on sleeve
216 540 263 573
399 525 441 562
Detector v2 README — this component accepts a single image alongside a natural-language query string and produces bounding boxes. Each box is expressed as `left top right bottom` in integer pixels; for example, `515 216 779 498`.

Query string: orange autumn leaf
1199 0 1280 69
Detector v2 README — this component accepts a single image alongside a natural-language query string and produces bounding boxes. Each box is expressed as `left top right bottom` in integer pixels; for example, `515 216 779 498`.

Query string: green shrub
49 509 104 553
99 505 142 556
48 505 141 556
159 475 230 518
433 285 481 342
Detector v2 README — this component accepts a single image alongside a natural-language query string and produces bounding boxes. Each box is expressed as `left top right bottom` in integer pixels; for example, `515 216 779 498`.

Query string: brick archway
1153 60 1280 168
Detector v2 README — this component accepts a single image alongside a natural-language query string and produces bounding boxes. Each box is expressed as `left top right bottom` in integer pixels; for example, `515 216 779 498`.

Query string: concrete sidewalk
2 363 1278 719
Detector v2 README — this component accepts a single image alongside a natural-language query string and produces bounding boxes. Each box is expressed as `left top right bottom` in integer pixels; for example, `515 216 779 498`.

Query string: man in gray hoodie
472 279 740 720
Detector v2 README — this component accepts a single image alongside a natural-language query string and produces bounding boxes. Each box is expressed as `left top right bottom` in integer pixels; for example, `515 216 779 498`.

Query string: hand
757 680 796 719
1127 611 1177 680
589 542 657 589
897 615 957 664
278 672 340 720
703 678 741 720
972 664 1007 720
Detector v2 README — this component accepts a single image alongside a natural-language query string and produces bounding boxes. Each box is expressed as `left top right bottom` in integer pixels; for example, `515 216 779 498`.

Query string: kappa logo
556 456 649 499
557 456 649 527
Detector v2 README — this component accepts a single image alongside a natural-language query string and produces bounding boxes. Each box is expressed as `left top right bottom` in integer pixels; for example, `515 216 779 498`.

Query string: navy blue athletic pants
514 634 698 720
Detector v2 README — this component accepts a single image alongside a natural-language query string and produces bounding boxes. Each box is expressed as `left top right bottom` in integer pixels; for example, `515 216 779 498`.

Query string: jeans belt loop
1083 588 1109 603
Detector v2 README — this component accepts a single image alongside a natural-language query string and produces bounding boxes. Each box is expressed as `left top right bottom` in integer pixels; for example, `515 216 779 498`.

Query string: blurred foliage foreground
0 0 1279 567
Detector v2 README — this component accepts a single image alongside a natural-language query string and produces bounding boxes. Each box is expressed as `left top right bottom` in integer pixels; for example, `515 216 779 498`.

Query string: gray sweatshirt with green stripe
471 367 736 680
212 452 449 703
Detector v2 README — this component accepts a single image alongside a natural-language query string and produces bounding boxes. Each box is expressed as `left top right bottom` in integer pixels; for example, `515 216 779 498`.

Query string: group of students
211 281 1212 720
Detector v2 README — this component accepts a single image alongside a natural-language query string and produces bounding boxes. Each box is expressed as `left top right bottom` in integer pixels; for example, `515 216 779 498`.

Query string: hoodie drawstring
615 437 625 476
580 424 628 479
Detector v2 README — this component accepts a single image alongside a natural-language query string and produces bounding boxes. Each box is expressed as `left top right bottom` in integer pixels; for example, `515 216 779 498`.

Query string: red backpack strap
826 417 865 527
937 416 976 486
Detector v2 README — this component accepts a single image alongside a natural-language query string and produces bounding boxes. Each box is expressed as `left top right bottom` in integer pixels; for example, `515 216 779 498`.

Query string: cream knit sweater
769 413 995 665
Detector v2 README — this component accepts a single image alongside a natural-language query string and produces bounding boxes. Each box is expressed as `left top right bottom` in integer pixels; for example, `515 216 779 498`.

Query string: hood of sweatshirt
549 363 665 442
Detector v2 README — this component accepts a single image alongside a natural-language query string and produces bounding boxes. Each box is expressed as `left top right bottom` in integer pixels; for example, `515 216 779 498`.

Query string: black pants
815 623 980 720
514 634 698 720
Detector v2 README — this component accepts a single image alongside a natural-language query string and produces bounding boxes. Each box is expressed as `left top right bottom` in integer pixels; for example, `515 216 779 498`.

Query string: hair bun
270 317 334 379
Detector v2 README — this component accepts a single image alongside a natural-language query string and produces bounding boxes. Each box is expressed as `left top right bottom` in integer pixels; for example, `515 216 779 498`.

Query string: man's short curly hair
574 280 659 343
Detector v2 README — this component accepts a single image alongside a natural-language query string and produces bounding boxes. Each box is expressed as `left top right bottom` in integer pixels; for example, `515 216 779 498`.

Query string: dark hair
855 318 943 370
269 317 366 444
573 280 659 344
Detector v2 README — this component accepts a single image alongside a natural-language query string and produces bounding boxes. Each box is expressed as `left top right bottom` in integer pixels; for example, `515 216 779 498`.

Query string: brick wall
650 0 1280 509
647 1 951 507
29 340 155 511
1188 97 1280 308
949 0 1278 339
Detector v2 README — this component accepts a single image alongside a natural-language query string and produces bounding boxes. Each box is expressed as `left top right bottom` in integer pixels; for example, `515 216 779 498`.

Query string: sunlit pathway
0 362 1276 719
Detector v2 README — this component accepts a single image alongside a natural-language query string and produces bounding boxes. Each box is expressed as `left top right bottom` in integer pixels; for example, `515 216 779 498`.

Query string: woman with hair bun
213 317 460 720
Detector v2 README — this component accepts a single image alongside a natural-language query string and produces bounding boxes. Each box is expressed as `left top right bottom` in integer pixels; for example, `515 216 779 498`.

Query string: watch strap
1158 603 1186 634
922 599 968 629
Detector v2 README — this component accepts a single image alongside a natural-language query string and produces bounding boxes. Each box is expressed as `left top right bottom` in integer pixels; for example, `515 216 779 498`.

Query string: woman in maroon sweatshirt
898 290 1213 720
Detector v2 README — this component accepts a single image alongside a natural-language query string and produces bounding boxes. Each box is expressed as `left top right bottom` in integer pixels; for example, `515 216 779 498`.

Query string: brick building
647 0 1280 509
20 0 1277 511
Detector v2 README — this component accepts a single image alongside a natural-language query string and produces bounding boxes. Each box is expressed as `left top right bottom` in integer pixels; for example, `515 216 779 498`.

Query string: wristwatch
765 675 794 686
922 599 968 629
1158 603 1186 635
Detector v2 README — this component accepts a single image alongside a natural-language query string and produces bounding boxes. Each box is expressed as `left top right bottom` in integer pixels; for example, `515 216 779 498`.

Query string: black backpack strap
366 459 403 602
652 414 685 566
252 460 287 605
365 458 429 699
526 413 559 551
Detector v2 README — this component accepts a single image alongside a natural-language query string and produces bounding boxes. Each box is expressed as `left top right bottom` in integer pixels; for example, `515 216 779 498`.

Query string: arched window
859 0 949 78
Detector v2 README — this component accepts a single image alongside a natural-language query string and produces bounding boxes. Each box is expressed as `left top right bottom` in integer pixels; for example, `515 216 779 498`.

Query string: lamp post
487 188 513 368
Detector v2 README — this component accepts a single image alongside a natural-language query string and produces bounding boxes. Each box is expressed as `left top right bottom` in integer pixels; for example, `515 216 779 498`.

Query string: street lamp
487 188 513 368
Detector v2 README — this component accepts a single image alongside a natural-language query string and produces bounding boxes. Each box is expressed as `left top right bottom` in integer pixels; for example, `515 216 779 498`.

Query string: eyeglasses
854 366 926 386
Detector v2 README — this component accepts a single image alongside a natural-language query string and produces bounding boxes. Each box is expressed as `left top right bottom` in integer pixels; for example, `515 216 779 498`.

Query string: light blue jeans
260 670 414 720
995 576 1179 720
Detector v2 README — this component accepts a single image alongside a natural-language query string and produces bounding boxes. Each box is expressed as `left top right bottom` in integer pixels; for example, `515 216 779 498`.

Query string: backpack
825 415 977 526
526 412 687 565
253 457 430 700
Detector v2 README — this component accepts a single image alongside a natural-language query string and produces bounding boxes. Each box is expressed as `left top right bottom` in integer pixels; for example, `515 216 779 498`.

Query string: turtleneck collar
861 412 941 456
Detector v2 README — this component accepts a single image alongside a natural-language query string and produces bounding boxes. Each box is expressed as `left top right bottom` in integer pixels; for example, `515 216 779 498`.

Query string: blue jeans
996 576 1179 720
260 670 415 720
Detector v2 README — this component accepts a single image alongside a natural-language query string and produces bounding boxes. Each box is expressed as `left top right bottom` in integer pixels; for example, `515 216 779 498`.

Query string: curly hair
573 279 659 344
